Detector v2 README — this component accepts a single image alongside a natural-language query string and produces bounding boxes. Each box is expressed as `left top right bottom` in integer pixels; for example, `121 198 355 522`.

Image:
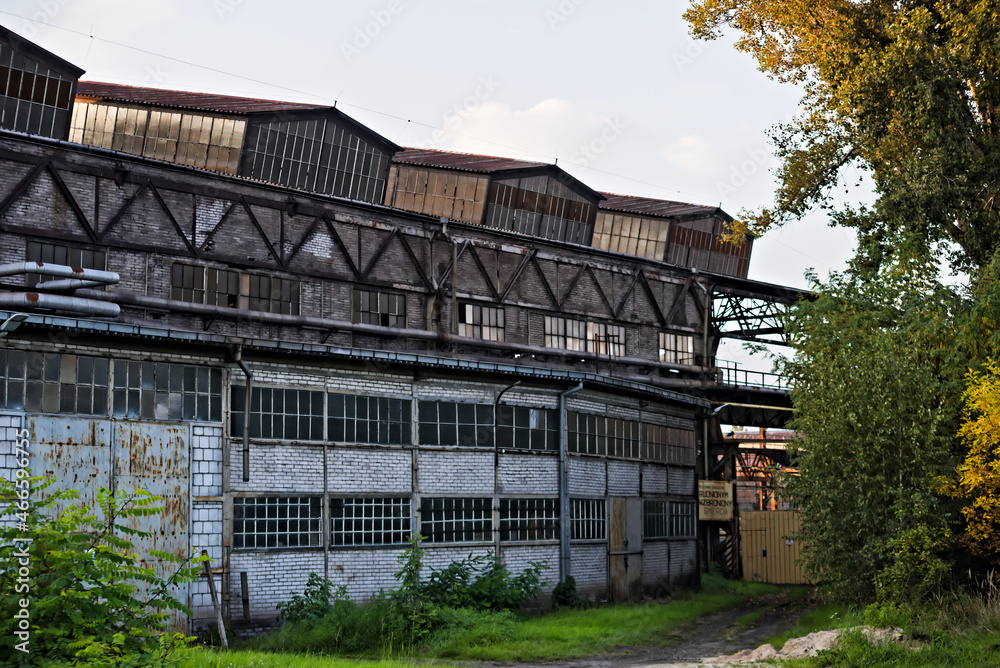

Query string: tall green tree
685 0 1000 272
780 264 968 601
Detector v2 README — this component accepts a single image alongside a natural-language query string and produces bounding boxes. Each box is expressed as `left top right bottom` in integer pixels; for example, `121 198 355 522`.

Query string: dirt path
486 590 817 668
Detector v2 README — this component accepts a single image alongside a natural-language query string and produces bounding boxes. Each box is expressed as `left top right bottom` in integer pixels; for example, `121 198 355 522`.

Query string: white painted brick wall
191 425 223 496
607 460 640 497
415 381 494 403
498 453 558 493
417 451 493 494
329 448 411 493
570 543 607 595
229 551 325 623
669 540 697 584
191 501 223 564
230 441 324 493
642 541 670 587
642 464 667 495
328 548 406 600
500 544 559 588
668 466 695 496
0 413 24 485
568 457 605 496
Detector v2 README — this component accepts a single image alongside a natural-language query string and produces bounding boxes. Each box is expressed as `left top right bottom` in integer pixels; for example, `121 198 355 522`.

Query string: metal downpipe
558 381 585 582
233 347 253 483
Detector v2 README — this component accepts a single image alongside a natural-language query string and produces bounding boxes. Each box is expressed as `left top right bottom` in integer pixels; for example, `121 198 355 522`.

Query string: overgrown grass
766 602 857 649
180 648 426 668
424 573 778 661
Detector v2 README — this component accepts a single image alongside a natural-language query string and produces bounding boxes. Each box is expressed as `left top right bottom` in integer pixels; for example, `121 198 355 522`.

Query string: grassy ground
181 575 779 666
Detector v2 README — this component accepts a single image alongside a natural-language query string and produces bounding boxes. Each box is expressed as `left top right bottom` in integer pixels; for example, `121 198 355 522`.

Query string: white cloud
663 134 716 175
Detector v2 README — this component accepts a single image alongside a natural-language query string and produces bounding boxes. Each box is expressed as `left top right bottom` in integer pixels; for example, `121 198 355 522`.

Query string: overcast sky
2 0 870 368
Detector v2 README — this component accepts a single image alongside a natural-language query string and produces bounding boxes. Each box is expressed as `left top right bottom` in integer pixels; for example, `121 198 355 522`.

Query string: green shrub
551 576 580 609
277 573 342 623
0 475 203 667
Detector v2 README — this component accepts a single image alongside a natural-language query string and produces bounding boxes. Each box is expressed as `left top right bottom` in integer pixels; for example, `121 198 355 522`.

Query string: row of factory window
24 242 700 365
230 388 696 465
232 495 696 549
0 350 223 421
0 42 73 138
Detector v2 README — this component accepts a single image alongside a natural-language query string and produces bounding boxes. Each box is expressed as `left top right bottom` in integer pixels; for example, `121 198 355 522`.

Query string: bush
0 475 203 667
552 576 581 609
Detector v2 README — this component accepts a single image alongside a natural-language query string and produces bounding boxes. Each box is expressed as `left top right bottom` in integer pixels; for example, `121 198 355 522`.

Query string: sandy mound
702 625 906 663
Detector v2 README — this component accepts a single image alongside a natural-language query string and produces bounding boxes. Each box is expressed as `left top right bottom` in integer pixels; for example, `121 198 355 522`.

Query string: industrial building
0 24 798 631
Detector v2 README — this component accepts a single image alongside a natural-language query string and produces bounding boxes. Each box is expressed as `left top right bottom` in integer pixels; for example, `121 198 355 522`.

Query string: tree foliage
685 0 1000 272
780 265 968 601
0 476 203 667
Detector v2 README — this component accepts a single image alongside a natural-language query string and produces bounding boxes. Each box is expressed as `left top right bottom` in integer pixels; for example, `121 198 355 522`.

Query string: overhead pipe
0 293 120 317
558 381 584 582
75 289 711 375
0 262 119 285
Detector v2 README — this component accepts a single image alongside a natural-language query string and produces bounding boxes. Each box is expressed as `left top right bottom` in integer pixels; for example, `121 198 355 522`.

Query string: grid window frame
26 241 107 288
644 423 668 464
670 501 697 538
420 497 492 543
328 393 412 445
113 360 223 422
231 385 325 442
588 322 626 357
458 302 505 342
659 332 697 365
418 401 494 448
233 496 323 550
667 428 697 466
352 288 406 328
644 499 670 539
500 497 559 542
330 496 412 547
496 405 558 452
570 498 606 541
170 263 301 315
567 411 606 456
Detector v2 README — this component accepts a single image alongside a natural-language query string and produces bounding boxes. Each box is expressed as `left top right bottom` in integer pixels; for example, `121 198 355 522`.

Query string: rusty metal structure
0 25 798 630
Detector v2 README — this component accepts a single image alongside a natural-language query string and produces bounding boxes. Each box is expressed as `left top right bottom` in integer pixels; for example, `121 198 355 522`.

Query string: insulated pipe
76 289 708 375
0 293 120 317
233 347 253 484
558 381 584 583
31 278 107 291
0 262 119 284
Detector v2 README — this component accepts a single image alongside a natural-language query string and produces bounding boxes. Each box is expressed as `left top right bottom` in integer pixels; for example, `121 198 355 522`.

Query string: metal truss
712 294 788 345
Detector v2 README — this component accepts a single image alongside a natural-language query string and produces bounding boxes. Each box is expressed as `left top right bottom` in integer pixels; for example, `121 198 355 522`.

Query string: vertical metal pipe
233 348 253 483
558 382 584 582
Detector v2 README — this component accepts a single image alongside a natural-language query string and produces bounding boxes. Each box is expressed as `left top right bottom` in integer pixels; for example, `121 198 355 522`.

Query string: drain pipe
558 381 584 582
233 346 253 483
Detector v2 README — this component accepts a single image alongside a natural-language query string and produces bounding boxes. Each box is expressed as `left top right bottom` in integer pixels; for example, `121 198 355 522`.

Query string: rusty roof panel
76 81 328 115
393 147 548 173
598 192 724 220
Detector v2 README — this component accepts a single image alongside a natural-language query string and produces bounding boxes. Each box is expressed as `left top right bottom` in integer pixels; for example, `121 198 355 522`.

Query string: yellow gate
740 511 810 585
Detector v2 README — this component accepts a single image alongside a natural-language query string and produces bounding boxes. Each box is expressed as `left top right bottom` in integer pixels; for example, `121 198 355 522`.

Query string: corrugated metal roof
76 81 329 114
393 147 548 173
598 192 720 219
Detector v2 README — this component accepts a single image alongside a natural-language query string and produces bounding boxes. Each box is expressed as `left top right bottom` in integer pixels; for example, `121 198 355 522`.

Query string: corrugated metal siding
740 511 810 584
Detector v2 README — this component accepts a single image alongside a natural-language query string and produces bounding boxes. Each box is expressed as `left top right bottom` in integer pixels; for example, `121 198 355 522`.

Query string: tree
685 0 1000 272
0 476 203 666
780 264 967 601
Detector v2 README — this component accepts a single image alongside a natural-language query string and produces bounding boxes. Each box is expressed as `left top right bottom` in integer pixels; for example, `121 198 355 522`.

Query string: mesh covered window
420 497 492 543
233 496 322 549
500 498 559 542
667 428 697 466
571 498 606 541
330 497 411 546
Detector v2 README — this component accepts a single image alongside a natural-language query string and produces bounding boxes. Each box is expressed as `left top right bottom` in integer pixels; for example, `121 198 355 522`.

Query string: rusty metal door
113 422 190 627
609 497 642 602
29 416 113 518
